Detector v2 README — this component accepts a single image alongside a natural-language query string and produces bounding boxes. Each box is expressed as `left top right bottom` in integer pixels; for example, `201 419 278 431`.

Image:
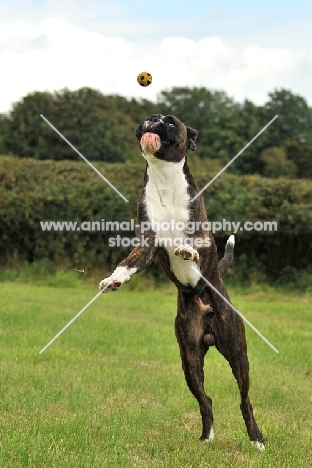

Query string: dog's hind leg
175 290 214 441
214 307 265 450
232 352 265 451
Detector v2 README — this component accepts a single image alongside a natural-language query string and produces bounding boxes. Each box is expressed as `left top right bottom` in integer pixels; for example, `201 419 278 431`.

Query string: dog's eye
168 123 175 128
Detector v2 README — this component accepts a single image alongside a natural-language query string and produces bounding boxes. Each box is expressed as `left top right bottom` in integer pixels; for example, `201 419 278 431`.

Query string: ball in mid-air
137 71 152 87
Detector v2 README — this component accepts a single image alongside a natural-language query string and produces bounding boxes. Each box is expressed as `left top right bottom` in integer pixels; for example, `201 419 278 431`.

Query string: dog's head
135 114 198 163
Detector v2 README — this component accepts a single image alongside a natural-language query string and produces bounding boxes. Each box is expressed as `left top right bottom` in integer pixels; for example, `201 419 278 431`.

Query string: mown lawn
0 282 311 467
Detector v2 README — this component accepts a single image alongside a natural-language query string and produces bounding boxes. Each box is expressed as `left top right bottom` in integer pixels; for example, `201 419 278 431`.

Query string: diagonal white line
39 290 103 354
191 115 278 202
39 268 126 354
40 114 129 203
192 266 279 353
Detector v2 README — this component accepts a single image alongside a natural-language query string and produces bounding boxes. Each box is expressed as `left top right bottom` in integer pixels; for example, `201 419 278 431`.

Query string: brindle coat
99 114 265 449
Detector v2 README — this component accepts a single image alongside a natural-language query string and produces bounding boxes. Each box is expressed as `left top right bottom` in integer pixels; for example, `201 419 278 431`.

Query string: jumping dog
99 114 265 451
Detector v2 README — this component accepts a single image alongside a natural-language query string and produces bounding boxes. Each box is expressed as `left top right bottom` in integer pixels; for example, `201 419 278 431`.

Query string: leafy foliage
1 86 311 285
260 146 297 178
0 88 155 163
1 156 312 285
0 86 311 179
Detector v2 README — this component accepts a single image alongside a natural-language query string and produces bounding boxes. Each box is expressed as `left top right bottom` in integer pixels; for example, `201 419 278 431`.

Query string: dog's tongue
140 132 161 154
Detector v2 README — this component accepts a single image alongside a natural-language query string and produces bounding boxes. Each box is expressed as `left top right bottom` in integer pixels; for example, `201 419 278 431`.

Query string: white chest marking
143 156 200 287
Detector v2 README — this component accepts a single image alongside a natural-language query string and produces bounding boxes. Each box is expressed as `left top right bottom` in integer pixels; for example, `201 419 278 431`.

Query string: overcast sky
0 0 312 113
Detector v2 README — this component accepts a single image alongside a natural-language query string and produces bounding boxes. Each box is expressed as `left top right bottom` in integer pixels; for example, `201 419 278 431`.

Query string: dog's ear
187 126 198 151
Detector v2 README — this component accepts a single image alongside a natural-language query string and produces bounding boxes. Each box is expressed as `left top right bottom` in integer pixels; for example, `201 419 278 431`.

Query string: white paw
174 245 199 261
99 266 136 292
202 426 214 442
99 277 122 292
250 441 265 452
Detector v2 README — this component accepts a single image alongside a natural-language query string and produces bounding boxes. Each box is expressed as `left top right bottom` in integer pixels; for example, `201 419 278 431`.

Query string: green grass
0 282 311 467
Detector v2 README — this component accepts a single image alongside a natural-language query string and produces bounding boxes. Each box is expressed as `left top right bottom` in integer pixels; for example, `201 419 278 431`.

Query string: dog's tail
218 235 235 274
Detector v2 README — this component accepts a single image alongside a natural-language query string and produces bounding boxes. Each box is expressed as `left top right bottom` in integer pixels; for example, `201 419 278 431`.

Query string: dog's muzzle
142 116 165 132
140 116 165 155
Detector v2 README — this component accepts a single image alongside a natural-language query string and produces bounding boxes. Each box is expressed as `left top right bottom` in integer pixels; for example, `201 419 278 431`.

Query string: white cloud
0 19 311 113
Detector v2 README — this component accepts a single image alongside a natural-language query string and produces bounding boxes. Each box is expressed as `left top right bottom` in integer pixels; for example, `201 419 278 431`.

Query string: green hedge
1 156 312 284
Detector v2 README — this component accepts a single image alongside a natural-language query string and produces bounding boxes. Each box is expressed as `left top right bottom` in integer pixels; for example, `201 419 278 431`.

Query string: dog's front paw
174 245 199 261
99 277 122 292
99 266 133 293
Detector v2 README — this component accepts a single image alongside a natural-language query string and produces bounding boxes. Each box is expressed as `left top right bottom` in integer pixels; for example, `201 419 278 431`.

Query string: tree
1 86 312 179
284 139 312 178
2 92 56 159
0 114 10 154
261 89 312 177
103 95 156 125
157 88 264 174
262 89 312 148
50 88 139 162
0 88 145 162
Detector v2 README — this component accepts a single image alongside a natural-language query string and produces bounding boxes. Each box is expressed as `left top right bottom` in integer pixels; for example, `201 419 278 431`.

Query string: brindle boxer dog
99 114 265 451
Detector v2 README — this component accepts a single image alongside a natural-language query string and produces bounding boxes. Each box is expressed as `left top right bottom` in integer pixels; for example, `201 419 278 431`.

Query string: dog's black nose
149 115 164 123
143 114 165 132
